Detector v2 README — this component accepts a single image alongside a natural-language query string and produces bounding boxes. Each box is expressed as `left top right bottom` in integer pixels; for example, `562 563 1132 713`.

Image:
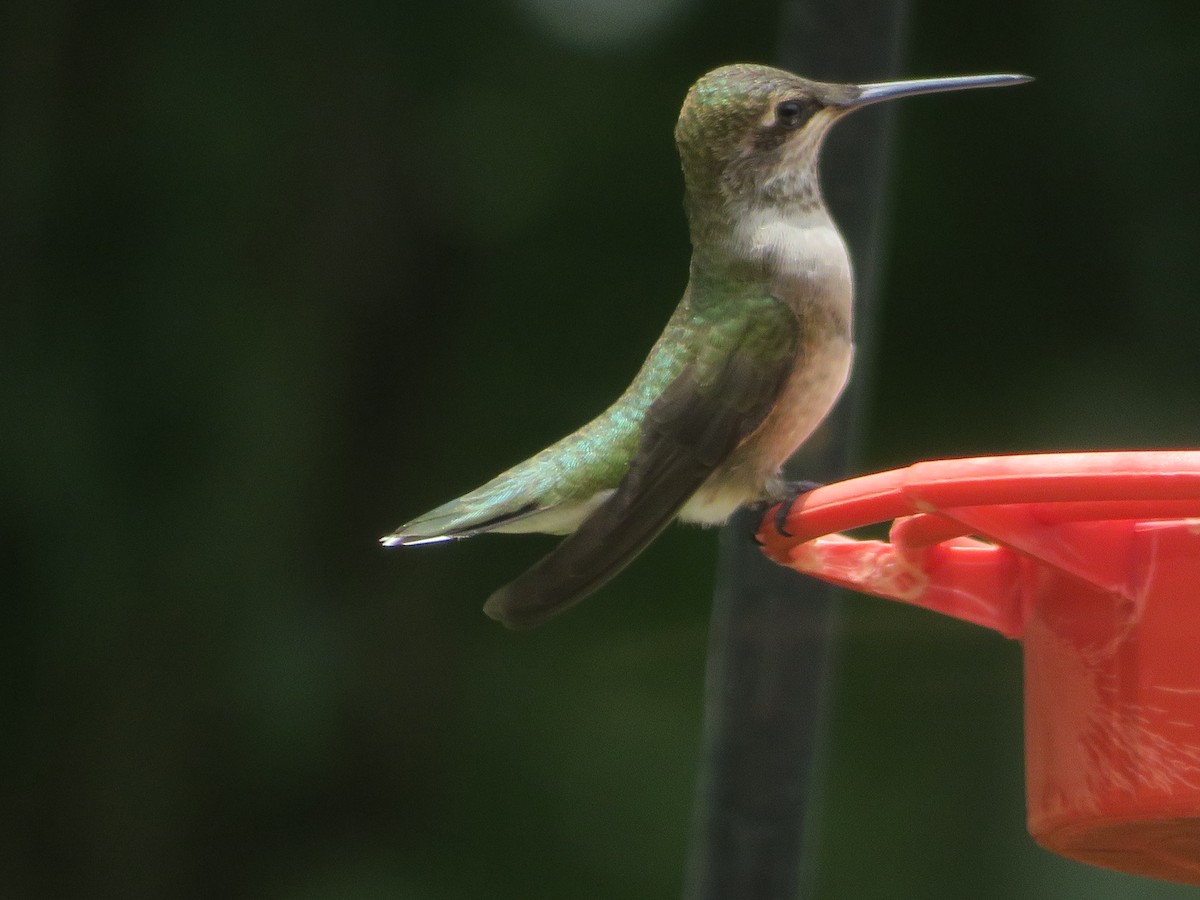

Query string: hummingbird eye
774 98 816 130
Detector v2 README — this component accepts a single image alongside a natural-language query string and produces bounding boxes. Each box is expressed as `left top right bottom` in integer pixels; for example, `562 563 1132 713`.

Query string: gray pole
683 3 908 898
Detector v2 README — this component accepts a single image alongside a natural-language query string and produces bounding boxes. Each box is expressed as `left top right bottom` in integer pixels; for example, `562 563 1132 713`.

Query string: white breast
679 205 855 526
733 206 853 315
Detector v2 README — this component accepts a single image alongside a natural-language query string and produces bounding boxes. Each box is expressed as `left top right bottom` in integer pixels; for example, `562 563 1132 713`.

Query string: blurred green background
4 0 1200 897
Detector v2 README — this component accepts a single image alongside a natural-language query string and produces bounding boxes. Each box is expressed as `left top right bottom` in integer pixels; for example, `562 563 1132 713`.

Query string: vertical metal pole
683 3 908 898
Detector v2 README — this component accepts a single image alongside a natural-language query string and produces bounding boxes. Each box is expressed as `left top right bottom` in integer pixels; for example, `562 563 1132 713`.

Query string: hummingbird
383 64 1030 628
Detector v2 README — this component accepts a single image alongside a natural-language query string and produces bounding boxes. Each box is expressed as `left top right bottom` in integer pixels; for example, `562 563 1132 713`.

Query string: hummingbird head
675 64 1031 226
675 64 855 215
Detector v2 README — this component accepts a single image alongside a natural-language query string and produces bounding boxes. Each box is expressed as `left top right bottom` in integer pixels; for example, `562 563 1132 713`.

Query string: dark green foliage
3 1 1199 897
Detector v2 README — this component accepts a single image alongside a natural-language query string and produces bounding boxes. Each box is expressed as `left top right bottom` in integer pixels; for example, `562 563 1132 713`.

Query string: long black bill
846 73 1032 109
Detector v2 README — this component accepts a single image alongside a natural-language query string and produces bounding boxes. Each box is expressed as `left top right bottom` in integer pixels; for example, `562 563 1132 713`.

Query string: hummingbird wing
483 297 798 628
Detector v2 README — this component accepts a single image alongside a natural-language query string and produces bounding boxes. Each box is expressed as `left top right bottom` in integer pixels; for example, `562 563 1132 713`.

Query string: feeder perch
756 451 1200 885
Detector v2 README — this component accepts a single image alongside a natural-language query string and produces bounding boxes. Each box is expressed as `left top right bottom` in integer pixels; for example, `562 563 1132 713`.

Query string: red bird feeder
757 451 1200 885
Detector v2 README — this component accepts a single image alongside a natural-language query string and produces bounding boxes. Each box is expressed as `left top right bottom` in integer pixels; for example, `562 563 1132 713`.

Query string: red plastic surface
756 451 1200 884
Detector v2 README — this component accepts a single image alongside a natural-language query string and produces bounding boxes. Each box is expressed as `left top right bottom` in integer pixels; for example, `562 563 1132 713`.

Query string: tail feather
380 494 540 547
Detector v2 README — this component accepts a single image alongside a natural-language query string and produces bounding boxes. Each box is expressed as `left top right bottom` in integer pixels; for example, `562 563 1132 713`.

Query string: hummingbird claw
746 499 781 545
773 480 822 538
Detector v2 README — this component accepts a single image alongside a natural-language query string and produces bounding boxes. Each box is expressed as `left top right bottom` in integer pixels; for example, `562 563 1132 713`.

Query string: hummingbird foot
771 479 822 538
747 480 822 543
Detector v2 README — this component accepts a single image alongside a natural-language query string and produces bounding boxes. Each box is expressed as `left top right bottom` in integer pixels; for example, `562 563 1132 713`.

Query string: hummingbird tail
379 498 540 547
